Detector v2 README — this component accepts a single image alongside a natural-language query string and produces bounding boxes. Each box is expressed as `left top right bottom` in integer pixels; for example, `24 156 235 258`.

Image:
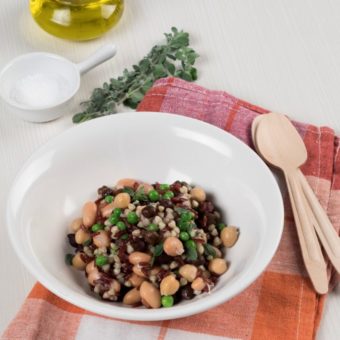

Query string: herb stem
73 27 199 123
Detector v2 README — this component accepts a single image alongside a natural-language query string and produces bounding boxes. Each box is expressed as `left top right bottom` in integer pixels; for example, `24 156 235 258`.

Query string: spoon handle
297 170 340 273
76 44 117 75
285 170 328 294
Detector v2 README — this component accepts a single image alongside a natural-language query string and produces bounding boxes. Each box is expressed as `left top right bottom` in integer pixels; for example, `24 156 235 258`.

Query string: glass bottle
29 0 124 41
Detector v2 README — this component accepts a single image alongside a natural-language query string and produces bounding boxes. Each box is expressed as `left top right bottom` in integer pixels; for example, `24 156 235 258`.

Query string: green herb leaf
203 243 217 258
83 239 92 247
122 187 135 197
153 64 167 78
186 246 198 261
65 253 74 265
72 28 199 123
174 207 190 215
134 187 148 202
154 243 164 257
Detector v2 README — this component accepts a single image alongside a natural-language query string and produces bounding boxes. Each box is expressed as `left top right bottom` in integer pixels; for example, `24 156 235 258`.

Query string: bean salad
66 179 239 308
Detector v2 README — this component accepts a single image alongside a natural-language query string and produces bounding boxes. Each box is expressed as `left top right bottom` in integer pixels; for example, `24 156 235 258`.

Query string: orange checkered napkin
3 78 340 340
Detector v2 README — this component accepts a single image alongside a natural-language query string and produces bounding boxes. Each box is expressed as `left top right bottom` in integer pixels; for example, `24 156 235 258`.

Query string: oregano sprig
72 27 199 123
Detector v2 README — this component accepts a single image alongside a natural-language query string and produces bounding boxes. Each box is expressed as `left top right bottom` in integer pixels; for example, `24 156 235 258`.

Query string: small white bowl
6 112 284 321
0 45 116 123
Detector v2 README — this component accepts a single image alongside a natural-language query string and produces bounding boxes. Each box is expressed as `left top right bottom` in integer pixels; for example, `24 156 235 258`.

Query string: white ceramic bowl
6 112 284 321
0 45 116 123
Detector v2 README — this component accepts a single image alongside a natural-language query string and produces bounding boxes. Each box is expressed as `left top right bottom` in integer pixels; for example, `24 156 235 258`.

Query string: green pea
113 208 122 217
161 295 174 307
127 211 139 224
148 223 159 231
95 255 108 267
116 221 126 231
120 234 129 240
218 223 226 231
148 190 160 202
185 239 196 250
163 191 174 199
91 223 104 232
179 231 190 241
109 215 119 225
159 184 170 191
181 211 193 222
105 195 114 203
178 220 190 231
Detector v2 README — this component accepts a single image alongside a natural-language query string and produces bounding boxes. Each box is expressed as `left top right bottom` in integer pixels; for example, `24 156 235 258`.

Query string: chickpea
75 228 91 245
128 252 152 265
82 201 97 227
128 273 145 287
101 202 115 218
137 183 154 194
140 281 161 309
132 265 147 278
112 280 121 294
72 252 86 270
116 178 138 188
220 226 239 247
163 237 184 257
93 230 110 248
208 258 228 275
190 187 206 202
113 193 131 209
141 299 150 308
86 261 96 274
160 275 180 296
191 277 205 291
179 264 198 282
88 269 101 285
123 288 141 305
70 217 83 232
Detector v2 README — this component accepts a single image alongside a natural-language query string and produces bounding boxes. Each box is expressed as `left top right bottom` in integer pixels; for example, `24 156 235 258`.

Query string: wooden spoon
254 112 328 294
252 114 340 274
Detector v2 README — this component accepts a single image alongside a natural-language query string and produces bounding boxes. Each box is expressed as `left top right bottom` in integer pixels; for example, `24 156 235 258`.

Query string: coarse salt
10 73 70 108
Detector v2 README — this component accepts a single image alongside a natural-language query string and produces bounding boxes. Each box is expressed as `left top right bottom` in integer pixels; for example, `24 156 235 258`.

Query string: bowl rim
6 112 284 321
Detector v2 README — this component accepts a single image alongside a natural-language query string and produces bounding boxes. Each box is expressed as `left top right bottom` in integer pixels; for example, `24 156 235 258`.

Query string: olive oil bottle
29 0 124 41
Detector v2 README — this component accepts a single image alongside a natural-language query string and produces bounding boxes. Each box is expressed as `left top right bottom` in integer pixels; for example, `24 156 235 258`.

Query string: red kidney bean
155 253 173 265
171 196 187 204
156 268 171 282
67 233 78 248
143 231 160 245
130 238 146 252
206 213 217 225
181 285 194 300
199 201 215 213
80 252 92 264
97 185 114 197
141 206 156 218
170 181 182 193
159 199 173 208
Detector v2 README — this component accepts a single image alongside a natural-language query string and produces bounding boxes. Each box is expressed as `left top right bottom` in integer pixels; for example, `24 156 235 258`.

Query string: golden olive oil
29 0 124 41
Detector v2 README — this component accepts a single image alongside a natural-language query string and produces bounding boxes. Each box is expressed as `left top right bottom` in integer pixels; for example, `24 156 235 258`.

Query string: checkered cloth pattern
3 77 340 340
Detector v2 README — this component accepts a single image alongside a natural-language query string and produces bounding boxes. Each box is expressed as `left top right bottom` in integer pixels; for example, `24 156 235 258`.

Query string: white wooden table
1 0 340 338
